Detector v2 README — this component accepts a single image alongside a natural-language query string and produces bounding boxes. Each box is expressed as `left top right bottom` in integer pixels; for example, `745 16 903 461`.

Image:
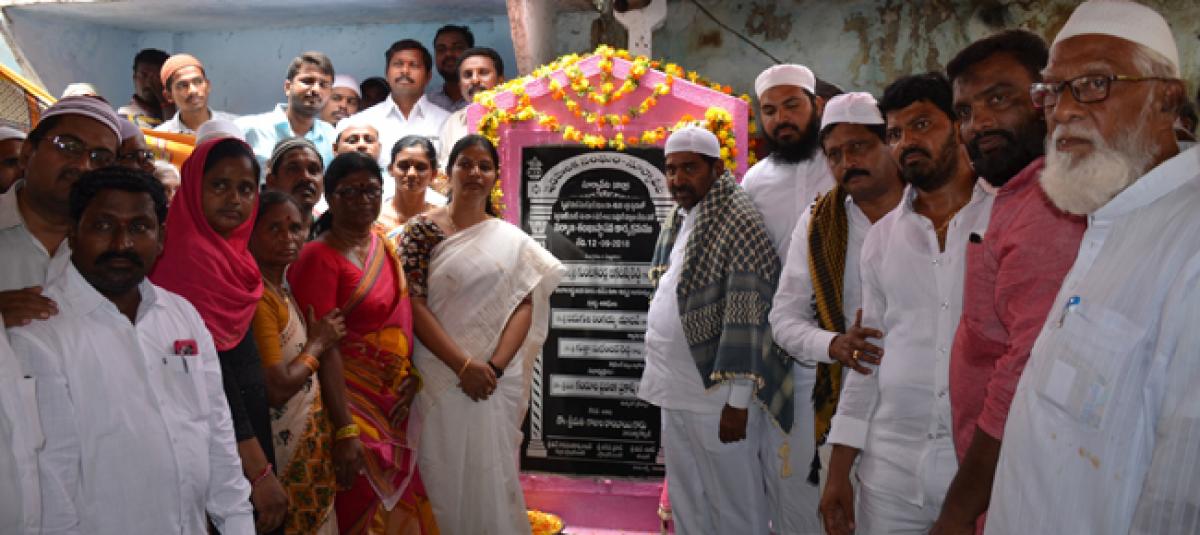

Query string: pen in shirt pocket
1056 295 1081 327
173 339 198 373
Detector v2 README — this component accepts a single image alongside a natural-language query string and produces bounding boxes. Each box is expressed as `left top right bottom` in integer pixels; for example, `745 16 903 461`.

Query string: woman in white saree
400 135 564 534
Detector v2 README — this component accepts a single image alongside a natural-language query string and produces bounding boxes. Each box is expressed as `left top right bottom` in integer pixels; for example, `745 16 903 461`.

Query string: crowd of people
0 22 569 535
639 1 1200 535
0 0 1198 534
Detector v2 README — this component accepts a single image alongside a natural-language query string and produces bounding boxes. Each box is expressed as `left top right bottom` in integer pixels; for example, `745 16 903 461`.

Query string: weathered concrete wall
556 0 1199 99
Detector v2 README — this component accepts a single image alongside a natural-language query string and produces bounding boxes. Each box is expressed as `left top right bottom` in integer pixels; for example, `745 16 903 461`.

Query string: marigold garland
527 509 564 535
475 44 759 175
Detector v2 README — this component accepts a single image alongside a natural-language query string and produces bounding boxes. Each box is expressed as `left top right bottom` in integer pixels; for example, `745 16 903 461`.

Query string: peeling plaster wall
555 1 1200 100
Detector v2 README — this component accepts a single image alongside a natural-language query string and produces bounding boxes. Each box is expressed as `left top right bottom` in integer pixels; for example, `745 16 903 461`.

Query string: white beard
1040 119 1157 215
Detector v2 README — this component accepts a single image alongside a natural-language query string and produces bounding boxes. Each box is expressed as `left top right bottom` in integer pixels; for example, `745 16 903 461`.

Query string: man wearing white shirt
9 167 253 534
348 39 450 182
438 47 505 171
988 2 1200 533
742 64 836 259
742 64 836 534
820 73 994 534
0 311 40 533
0 97 122 323
767 92 903 534
640 127 793 535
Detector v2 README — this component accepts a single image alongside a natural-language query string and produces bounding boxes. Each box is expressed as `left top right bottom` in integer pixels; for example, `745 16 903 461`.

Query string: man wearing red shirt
931 30 1087 535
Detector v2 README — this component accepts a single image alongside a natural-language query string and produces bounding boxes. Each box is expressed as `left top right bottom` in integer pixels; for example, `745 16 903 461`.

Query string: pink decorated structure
465 52 751 225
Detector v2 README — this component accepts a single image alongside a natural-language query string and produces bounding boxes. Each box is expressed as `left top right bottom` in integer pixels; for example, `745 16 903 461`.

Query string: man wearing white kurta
0 97 123 533
742 64 836 258
640 127 793 535
987 2 1200 533
348 40 450 175
9 168 253 534
0 312 40 533
769 93 905 534
741 64 836 534
820 73 994 534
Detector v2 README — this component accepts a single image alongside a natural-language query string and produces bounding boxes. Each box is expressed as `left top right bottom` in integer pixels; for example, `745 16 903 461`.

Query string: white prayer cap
61 83 99 98
754 64 815 100
0 125 26 142
664 125 721 159
334 115 377 138
820 92 884 131
1052 0 1179 73
333 74 360 96
196 118 243 144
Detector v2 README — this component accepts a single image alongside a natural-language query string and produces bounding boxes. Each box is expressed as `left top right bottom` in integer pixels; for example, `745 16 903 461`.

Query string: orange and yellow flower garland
475 45 759 175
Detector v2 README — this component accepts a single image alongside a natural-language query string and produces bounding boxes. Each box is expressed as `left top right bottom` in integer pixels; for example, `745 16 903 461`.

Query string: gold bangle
457 359 471 377
335 423 360 441
300 354 320 374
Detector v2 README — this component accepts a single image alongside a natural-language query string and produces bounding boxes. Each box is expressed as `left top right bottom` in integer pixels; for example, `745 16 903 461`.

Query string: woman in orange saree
289 151 437 535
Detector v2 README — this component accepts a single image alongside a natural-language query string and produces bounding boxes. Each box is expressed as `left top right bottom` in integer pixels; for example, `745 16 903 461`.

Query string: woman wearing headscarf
377 135 439 242
249 190 347 533
288 151 436 534
401 135 565 534
151 136 288 533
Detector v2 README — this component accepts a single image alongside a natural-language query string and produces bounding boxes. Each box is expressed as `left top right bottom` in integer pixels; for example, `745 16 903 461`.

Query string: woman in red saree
288 151 437 534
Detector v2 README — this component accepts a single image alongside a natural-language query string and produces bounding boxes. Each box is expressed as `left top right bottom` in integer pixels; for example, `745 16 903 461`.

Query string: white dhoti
759 364 822 534
662 406 769 535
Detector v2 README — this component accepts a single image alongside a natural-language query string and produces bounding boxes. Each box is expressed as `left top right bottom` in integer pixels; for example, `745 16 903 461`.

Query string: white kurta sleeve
770 207 837 365
825 226 884 450
191 317 254 535
9 331 81 535
1131 255 1200 535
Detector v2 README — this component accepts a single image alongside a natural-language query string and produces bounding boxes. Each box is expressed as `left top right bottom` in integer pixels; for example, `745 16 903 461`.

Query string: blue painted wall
6 10 140 102
134 16 517 114
5 11 516 114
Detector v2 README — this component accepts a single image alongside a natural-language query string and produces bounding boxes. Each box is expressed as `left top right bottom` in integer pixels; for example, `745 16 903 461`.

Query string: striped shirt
988 145 1200 535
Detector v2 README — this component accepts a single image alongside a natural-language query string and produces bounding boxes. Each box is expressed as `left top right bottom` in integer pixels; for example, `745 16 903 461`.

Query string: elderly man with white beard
986 1 1200 534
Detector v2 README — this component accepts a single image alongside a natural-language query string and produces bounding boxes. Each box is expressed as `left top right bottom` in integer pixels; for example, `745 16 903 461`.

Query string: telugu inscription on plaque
520 145 671 476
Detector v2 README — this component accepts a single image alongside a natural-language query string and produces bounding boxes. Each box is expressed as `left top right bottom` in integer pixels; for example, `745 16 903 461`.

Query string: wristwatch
487 361 504 378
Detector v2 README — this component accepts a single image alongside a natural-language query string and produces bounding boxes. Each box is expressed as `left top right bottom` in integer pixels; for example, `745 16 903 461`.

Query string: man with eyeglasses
0 96 122 317
930 29 1087 535
116 118 156 174
0 95 121 533
237 52 337 180
987 1 1200 534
